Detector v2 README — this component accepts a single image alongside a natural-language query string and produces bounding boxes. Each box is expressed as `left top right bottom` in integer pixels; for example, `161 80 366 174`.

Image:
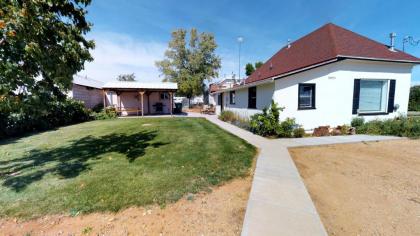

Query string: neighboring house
70 76 178 116
211 23 420 129
69 75 104 109
209 77 242 106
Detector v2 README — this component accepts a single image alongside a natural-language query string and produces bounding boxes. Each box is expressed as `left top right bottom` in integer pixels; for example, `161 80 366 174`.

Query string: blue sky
80 0 420 84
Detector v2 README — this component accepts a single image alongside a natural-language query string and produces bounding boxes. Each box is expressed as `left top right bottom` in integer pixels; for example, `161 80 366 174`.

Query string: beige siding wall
105 91 172 115
71 84 103 109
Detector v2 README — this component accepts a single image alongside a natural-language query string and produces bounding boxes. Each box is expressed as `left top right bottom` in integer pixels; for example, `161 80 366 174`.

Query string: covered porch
102 82 178 116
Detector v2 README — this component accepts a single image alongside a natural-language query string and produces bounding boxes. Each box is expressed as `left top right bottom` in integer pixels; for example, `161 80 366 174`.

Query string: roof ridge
326 23 339 56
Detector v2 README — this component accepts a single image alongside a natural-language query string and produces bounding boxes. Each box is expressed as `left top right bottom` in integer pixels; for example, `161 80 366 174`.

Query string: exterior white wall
273 59 413 129
214 59 413 130
215 82 275 118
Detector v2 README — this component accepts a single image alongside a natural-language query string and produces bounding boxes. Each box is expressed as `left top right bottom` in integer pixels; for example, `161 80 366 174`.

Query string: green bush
293 127 306 138
351 117 365 128
277 118 297 137
354 116 420 138
91 103 104 112
218 110 237 122
250 100 283 137
91 107 118 120
0 98 91 139
409 86 420 111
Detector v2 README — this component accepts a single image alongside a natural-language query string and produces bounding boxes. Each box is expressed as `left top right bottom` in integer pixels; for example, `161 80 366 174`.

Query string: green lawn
0 118 256 219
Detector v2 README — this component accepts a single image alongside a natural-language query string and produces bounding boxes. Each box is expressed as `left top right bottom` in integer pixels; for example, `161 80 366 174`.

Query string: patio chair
200 105 209 114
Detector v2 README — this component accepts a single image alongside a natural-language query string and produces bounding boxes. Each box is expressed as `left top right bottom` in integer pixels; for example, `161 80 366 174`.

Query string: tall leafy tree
117 73 136 81
0 0 94 101
245 63 255 76
245 61 264 76
409 86 420 111
255 61 263 69
156 28 221 105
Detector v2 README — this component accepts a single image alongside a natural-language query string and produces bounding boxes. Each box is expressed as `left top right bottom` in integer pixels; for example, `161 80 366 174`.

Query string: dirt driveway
290 139 420 236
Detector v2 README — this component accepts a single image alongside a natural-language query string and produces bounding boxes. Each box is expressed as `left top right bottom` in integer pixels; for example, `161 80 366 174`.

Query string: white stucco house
211 23 420 129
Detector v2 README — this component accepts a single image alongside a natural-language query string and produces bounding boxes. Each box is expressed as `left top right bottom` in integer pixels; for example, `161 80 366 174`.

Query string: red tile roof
209 83 220 93
245 23 420 84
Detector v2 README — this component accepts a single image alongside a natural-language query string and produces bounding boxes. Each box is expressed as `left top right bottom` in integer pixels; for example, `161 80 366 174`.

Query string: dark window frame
298 83 316 110
160 92 169 100
248 86 257 109
352 79 396 116
229 91 236 105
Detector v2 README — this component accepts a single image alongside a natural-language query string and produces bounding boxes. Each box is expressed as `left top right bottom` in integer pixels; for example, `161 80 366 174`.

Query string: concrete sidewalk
193 113 401 236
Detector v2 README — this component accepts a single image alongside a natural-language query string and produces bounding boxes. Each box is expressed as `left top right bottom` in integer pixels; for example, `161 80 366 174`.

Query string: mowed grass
0 118 256 219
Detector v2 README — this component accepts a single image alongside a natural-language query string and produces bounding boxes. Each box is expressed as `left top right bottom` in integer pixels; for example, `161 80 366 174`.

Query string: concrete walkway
189 113 401 236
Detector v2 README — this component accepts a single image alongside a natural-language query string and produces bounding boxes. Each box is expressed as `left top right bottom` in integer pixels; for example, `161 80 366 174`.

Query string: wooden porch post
169 91 173 115
147 92 150 115
116 91 122 114
139 91 145 116
102 90 106 107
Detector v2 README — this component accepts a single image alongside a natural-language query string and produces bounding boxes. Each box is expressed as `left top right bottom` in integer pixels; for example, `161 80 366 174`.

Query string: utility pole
237 36 244 84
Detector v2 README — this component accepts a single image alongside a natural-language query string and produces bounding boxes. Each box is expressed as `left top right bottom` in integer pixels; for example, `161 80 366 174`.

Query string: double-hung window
298 84 316 109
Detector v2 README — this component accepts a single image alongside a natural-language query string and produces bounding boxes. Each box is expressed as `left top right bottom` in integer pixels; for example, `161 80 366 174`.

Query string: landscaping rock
331 128 341 136
186 193 195 201
313 126 330 136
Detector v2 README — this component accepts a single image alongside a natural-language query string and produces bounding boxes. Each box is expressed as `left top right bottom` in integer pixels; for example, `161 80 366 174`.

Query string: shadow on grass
0 130 167 192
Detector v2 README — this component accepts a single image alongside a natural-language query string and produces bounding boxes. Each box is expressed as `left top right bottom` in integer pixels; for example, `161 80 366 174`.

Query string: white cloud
78 31 243 83
79 32 167 82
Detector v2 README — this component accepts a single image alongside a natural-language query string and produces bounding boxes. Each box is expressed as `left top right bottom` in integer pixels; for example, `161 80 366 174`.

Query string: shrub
91 103 104 112
218 110 236 122
351 117 365 128
277 118 297 137
249 100 284 137
354 116 420 138
91 107 118 120
293 127 306 138
408 86 420 111
0 98 91 139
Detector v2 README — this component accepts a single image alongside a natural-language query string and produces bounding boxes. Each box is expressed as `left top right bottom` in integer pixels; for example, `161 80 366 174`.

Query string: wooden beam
169 91 173 115
147 93 150 115
139 91 145 116
102 90 106 108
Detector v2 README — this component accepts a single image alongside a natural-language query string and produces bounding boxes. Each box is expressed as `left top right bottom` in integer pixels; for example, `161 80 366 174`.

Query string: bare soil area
289 139 420 236
0 177 252 236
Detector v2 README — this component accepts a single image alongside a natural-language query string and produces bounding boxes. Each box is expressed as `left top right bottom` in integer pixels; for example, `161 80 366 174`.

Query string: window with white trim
358 80 388 113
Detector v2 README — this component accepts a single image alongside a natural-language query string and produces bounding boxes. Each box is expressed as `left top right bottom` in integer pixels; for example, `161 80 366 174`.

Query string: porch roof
102 82 177 91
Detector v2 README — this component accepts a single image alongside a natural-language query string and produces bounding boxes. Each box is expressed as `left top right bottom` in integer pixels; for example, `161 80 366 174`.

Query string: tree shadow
0 130 167 191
